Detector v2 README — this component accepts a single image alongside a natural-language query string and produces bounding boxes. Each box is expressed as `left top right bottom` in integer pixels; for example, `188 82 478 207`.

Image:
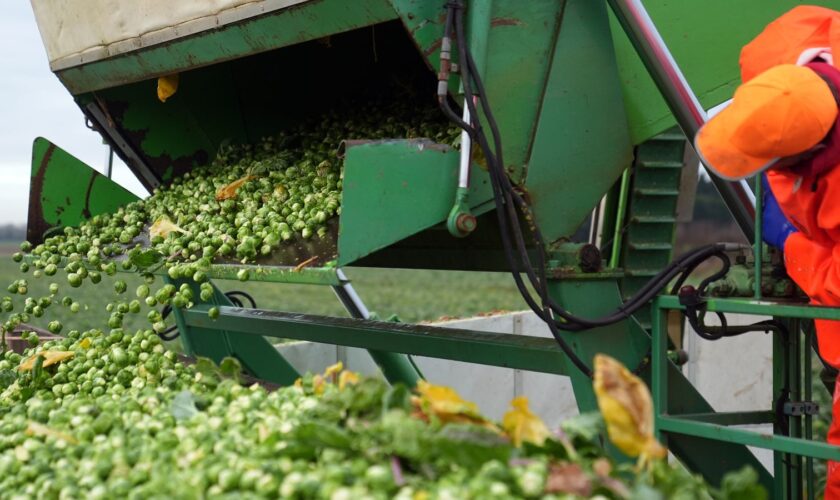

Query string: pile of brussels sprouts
30 100 459 269
0 330 763 499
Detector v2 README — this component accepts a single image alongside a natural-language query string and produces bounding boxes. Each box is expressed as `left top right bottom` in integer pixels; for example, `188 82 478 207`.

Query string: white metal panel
29 0 310 71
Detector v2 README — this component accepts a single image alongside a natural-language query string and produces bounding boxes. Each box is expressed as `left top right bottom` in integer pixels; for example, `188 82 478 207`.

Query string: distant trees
0 224 26 242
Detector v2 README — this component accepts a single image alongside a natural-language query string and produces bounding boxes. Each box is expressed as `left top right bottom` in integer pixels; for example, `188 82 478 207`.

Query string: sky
0 3 147 226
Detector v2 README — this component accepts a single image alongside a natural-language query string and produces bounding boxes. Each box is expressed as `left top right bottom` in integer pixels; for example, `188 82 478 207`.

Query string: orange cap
740 5 840 82
695 64 838 180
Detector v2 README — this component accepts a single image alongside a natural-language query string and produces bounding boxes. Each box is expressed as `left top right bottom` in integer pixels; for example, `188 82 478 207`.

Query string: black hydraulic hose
440 1 747 377
454 4 668 325
225 291 258 309
156 290 258 341
452 1 740 327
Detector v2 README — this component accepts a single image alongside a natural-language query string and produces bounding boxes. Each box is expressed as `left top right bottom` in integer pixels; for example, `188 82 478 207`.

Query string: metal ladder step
637 159 684 169
628 242 673 251
655 132 687 141
619 127 687 315
631 215 677 224
633 187 680 196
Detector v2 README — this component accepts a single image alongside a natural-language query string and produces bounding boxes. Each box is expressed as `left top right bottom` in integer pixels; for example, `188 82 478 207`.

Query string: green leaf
193 356 222 388
0 369 16 389
323 377 388 417
560 412 604 442
170 390 199 421
291 421 351 450
219 357 242 382
717 466 767 500
128 249 163 271
382 383 411 413
631 482 665 500
374 410 434 462
432 424 511 470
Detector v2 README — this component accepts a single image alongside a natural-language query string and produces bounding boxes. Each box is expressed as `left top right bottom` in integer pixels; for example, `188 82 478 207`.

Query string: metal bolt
578 244 601 273
455 213 477 234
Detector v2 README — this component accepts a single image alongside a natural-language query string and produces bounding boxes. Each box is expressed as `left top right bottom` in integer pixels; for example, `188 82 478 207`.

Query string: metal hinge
783 401 819 417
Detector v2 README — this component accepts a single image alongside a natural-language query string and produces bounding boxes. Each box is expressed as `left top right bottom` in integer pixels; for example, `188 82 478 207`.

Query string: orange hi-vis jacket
737 5 840 366
773 168 840 367
768 61 840 367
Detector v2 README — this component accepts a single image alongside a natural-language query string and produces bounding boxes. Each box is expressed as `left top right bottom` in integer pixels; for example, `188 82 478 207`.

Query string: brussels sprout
67 273 82 288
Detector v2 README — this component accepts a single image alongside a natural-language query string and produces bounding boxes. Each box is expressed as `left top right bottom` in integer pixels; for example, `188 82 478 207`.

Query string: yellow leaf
18 351 74 371
502 396 550 447
25 422 77 444
274 184 289 201
338 370 359 390
411 381 494 428
324 361 343 379
593 354 666 464
215 175 255 201
150 216 187 240
78 338 91 350
157 74 180 102
312 374 326 395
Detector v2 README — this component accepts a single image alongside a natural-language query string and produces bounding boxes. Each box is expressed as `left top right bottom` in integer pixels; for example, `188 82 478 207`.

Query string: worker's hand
762 173 798 249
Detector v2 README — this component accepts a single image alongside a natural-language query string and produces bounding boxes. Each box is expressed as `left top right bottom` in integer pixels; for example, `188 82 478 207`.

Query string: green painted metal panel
182 305 572 375
390 0 564 180
170 279 300 386
526 0 634 242
86 65 245 184
610 0 839 144
27 138 139 244
337 140 492 265
56 0 398 95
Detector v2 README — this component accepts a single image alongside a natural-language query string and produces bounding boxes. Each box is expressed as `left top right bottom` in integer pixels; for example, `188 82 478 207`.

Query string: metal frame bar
332 269 422 386
652 296 840 469
657 416 840 462
181 305 571 375
83 102 161 191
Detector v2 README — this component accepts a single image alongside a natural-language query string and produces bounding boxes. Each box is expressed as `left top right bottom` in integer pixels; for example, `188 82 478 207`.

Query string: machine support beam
182 305 572 375
83 102 161 191
170 279 301 386
606 0 756 241
332 269 422 387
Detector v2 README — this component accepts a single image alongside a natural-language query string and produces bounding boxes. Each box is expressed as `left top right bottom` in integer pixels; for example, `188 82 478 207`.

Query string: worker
695 5 840 497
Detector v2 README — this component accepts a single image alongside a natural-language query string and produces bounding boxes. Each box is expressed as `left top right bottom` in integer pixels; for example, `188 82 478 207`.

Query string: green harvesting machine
25 0 839 495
